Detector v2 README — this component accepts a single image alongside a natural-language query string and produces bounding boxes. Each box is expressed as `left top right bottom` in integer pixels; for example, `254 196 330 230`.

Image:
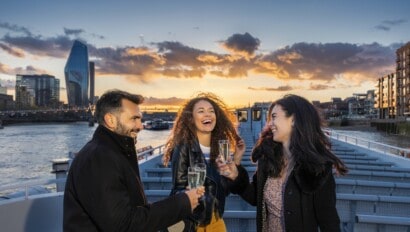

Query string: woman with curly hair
226 94 348 232
162 92 248 232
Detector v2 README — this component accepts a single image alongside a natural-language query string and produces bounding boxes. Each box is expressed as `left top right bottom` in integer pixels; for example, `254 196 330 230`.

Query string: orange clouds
0 24 401 93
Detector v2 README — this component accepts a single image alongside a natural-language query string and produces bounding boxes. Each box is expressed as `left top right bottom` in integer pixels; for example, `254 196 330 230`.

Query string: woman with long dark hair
226 94 347 232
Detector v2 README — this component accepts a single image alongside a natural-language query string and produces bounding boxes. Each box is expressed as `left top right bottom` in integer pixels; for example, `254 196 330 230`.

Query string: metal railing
323 128 410 158
0 144 167 200
137 144 166 163
0 178 66 200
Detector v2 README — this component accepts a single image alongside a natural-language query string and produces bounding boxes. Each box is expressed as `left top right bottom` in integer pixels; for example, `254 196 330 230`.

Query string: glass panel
252 109 261 121
237 110 248 122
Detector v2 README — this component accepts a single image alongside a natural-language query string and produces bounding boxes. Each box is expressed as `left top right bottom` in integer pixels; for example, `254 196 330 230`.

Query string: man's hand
184 186 205 211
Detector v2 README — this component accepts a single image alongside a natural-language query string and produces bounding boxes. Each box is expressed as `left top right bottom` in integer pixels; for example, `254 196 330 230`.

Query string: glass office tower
89 61 95 105
15 74 60 109
64 40 89 107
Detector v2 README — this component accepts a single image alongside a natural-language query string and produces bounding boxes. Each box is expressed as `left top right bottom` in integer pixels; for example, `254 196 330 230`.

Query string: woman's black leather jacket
169 140 247 231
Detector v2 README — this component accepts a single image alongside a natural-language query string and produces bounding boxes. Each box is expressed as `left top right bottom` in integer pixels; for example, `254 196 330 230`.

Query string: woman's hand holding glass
216 158 239 180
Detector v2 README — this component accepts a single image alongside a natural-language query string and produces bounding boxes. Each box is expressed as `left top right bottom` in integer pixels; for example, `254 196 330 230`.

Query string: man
64 90 203 231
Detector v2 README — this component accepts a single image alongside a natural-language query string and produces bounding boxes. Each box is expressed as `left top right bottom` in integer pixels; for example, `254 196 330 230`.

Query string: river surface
0 123 409 187
0 122 171 186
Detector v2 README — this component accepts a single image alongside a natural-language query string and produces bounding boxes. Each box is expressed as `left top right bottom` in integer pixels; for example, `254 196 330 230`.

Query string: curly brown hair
162 92 240 166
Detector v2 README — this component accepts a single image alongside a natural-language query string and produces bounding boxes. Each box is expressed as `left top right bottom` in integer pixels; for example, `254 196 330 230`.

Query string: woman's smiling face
268 104 293 146
193 100 216 134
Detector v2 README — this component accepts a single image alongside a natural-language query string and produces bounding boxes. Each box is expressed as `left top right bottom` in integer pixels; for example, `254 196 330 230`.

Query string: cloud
375 19 408 31
0 62 49 76
221 32 260 57
375 25 390 31
143 96 187 106
0 62 16 75
0 42 25 57
382 19 407 26
308 83 334 90
1 34 74 58
254 42 398 83
90 33 105 40
0 22 32 36
0 24 401 87
248 85 294 91
64 28 85 36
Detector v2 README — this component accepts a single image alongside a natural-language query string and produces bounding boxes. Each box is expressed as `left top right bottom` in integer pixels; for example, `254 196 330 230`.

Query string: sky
0 0 409 110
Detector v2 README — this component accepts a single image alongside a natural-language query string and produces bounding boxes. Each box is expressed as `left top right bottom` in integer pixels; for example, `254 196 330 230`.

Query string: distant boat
143 118 169 130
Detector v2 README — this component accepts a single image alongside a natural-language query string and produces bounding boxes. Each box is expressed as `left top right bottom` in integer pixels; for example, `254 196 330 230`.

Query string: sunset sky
0 0 409 109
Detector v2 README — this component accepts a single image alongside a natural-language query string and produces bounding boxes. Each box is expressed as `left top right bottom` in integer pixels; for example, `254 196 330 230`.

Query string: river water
0 122 171 186
0 123 409 187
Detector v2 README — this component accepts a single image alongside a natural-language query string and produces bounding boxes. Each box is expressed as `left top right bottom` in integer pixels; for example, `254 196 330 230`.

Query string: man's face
113 99 143 140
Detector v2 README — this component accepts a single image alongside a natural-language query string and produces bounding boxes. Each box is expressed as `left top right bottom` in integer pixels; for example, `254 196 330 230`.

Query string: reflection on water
0 123 171 186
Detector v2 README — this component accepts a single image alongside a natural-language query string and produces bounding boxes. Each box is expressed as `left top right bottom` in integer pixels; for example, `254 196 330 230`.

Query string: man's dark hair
95 89 144 125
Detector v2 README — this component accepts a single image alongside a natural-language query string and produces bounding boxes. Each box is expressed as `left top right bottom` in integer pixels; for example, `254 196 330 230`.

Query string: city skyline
1 0 410 108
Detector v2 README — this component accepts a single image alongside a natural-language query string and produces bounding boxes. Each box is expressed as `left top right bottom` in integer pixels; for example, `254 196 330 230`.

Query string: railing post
51 158 70 192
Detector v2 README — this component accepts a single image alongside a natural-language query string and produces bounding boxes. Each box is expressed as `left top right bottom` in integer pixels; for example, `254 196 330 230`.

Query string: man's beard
114 121 131 137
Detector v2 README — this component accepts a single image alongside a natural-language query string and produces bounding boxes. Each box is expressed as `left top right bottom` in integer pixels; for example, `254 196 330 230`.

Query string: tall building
375 73 396 119
89 61 95 105
64 40 89 107
15 74 60 109
396 42 410 118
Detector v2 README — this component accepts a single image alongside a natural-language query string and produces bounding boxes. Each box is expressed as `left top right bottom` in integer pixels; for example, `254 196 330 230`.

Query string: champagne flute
218 140 232 176
187 167 199 189
218 140 232 164
194 163 207 186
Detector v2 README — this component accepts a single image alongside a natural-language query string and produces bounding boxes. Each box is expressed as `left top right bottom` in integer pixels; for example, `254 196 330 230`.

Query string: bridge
0 109 177 125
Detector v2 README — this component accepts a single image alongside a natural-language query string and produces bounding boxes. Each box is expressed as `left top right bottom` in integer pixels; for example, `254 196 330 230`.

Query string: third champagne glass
218 139 232 164
187 167 199 189
194 163 206 186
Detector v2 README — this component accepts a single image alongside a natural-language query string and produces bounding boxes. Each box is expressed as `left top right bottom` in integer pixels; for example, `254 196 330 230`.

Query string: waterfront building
375 73 396 119
348 91 376 117
375 42 410 119
15 74 60 109
396 42 410 118
0 93 14 110
64 40 89 107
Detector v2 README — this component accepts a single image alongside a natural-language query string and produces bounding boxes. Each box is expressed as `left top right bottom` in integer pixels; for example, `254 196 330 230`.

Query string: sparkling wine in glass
188 167 199 189
194 163 206 186
218 140 232 164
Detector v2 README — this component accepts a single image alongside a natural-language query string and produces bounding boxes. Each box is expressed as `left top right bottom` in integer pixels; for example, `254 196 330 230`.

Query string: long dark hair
253 94 347 176
163 92 240 166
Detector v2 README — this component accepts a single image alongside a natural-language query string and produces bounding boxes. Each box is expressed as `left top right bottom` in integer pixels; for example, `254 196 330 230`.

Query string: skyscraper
64 40 89 107
15 74 60 109
89 61 95 105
